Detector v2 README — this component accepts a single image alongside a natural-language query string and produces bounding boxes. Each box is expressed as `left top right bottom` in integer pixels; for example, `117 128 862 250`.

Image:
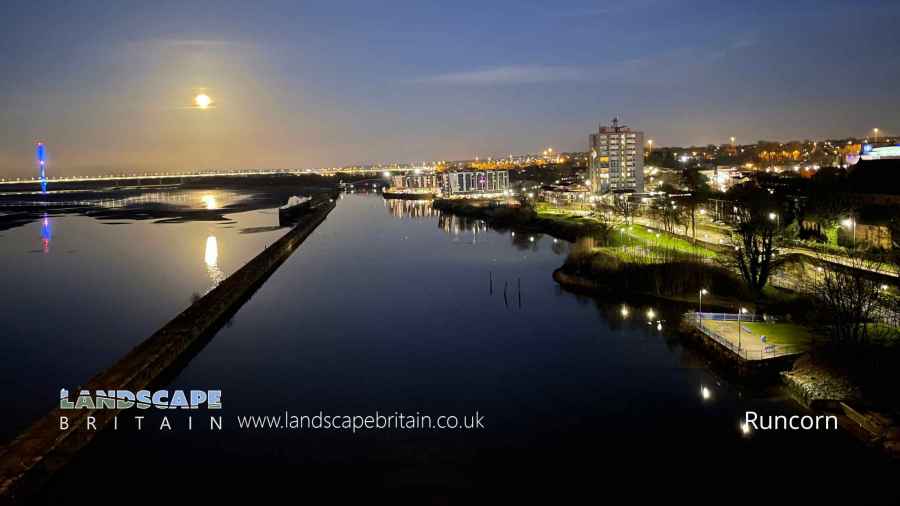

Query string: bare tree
651 197 684 234
806 252 890 346
611 194 635 225
727 184 781 298
681 168 712 242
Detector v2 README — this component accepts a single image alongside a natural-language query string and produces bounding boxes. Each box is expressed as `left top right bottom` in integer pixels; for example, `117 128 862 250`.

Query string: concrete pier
0 197 336 504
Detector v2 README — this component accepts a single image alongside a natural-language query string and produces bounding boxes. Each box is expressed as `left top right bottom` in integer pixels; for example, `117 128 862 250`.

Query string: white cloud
415 64 590 85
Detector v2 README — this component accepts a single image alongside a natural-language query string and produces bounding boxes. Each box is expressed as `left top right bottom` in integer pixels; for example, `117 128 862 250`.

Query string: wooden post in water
518 277 522 308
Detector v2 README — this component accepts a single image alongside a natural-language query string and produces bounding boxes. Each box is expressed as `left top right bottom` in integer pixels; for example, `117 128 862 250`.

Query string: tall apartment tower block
589 118 644 194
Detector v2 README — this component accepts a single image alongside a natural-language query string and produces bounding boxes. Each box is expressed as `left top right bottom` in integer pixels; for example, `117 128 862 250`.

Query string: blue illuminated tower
36 142 47 193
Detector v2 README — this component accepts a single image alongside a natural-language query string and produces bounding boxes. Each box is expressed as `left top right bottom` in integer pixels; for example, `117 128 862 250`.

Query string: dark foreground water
4 193 897 503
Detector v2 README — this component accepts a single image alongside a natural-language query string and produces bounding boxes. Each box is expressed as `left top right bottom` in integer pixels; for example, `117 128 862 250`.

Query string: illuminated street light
646 308 655 320
874 128 879 142
700 386 711 401
621 305 629 317
842 217 856 246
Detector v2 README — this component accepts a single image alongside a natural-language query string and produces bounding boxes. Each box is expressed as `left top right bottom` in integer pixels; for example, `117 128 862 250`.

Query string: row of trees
595 169 898 348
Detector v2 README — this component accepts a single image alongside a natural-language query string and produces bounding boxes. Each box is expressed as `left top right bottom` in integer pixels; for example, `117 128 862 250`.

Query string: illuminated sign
861 146 900 160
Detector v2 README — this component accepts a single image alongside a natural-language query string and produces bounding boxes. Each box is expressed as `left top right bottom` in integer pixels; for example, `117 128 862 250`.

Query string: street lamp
738 307 748 351
647 139 653 154
842 217 856 246
874 128 879 142
699 288 708 314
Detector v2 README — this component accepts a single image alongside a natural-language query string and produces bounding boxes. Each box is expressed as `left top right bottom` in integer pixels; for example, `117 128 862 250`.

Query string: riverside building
439 170 510 197
589 118 645 194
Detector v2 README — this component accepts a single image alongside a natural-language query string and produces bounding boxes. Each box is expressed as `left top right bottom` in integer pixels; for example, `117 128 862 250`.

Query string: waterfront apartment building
439 170 510 197
589 118 644 194
390 174 439 191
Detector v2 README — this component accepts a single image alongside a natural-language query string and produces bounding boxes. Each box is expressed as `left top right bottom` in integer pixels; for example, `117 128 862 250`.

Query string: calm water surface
5 192 897 503
0 191 285 440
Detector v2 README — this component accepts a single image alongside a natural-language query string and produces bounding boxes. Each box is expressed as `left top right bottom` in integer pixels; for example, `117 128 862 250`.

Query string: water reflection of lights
437 213 488 236
204 235 226 287
700 386 711 401
2 190 239 211
40 213 52 253
384 198 437 219
201 194 219 210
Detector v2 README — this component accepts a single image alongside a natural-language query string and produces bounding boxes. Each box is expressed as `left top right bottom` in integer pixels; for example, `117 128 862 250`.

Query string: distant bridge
0 168 412 186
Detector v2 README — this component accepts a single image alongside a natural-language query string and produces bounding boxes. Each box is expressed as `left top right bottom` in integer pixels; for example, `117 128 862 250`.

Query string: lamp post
874 128 879 142
842 217 856 247
699 288 708 315
737 307 748 352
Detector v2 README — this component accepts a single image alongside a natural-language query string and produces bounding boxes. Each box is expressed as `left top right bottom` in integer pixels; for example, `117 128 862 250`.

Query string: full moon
194 94 212 109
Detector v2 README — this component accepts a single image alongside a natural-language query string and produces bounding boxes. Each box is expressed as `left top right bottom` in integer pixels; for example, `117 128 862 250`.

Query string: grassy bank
432 198 609 242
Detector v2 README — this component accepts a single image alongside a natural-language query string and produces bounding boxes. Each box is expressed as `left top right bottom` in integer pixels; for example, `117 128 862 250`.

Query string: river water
2 191 896 503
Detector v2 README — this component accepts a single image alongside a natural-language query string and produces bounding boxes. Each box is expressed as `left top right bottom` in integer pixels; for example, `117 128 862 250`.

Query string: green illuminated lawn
742 322 815 348
617 225 719 258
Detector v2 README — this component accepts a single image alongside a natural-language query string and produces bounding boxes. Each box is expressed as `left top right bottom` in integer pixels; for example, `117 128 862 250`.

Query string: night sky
1 0 898 176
